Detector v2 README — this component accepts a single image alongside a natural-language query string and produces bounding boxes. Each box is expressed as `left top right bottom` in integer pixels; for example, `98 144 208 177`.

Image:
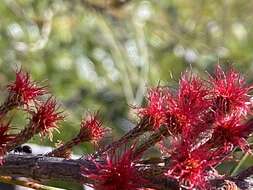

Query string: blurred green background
1 0 253 189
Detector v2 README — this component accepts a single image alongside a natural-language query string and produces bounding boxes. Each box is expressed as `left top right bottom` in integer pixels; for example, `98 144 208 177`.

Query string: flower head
83 148 145 190
31 98 64 140
166 145 221 190
167 157 208 189
209 65 252 115
176 72 210 125
211 115 253 153
7 70 46 105
138 86 172 130
167 72 210 137
79 113 108 144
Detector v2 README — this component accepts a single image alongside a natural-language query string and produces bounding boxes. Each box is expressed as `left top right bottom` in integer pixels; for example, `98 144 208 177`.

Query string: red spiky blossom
7 70 46 106
137 72 210 137
137 86 172 130
167 157 209 189
155 66 253 189
210 115 253 153
31 98 64 140
209 65 252 115
83 148 144 190
78 113 107 144
165 142 225 189
175 73 210 124
166 73 210 137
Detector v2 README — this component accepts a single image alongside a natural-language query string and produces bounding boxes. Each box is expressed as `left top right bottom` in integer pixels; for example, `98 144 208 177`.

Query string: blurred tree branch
80 0 131 10
79 0 131 19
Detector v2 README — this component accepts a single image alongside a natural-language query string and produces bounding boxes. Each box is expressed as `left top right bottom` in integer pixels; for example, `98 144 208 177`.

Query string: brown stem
0 154 174 189
0 154 86 183
93 117 150 157
0 99 18 118
46 137 81 157
133 125 168 158
79 0 131 12
236 165 253 180
6 122 36 152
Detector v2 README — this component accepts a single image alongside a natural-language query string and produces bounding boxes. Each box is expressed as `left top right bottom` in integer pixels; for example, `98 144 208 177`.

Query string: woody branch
1 154 252 190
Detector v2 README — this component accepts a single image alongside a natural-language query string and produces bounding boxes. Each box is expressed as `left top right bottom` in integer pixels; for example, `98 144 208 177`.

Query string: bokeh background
1 0 253 189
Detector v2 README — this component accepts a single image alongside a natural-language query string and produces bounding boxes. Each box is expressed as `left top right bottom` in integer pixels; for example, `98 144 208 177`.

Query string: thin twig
133 125 168 158
6 121 38 152
93 118 150 157
45 137 79 157
0 176 65 190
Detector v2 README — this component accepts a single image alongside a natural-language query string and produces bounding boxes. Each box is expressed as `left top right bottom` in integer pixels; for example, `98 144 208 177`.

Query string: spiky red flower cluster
84 148 144 190
0 69 65 164
79 113 107 143
7 70 46 106
137 65 253 189
1 66 253 190
138 73 210 136
31 98 64 139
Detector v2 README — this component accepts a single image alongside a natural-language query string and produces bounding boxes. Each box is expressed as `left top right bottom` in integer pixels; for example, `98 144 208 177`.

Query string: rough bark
1 154 253 189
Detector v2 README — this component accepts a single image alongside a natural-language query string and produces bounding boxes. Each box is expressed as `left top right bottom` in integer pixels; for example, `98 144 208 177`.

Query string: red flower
167 157 208 189
138 86 172 130
209 65 252 115
7 70 46 105
79 113 108 144
211 115 253 153
138 73 209 135
168 72 210 137
176 72 210 124
166 145 222 190
84 148 144 190
31 98 64 140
